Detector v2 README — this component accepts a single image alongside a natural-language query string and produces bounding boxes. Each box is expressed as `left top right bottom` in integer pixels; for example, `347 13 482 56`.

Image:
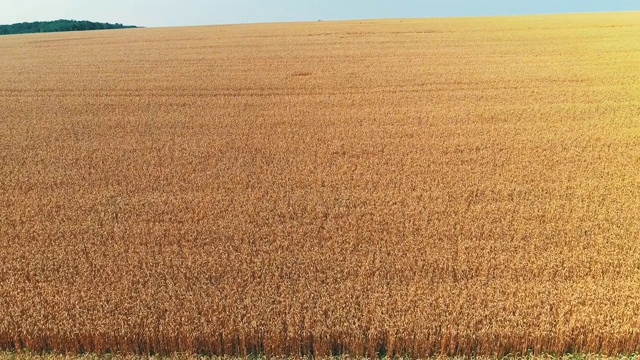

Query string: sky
0 0 637 28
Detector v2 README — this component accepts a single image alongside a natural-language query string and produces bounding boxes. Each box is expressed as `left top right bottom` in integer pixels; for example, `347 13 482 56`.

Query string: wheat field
1 11 640 357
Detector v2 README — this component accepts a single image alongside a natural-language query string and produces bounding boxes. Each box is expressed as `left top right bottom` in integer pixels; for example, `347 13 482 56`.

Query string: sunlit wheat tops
1 11 640 357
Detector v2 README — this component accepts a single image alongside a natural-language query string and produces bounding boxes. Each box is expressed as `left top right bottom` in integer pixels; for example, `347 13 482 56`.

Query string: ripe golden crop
1 11 639 357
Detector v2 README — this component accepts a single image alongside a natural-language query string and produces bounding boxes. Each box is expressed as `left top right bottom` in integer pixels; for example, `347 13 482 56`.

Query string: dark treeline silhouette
0 19 139 35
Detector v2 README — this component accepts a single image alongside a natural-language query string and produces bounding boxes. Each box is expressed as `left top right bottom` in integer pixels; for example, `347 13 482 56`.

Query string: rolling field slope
1 12 640 357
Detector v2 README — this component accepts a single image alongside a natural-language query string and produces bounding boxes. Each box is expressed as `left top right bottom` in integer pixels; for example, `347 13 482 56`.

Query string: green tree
0 19 139 35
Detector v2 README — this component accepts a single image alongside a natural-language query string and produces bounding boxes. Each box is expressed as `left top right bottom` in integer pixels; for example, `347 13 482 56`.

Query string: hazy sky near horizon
0 0 637 27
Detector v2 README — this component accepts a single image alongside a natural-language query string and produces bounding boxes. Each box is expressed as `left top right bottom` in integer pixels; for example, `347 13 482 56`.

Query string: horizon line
1 10 637 29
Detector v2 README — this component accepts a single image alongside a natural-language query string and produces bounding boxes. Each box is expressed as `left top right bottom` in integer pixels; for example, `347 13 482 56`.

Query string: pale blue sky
0 0 637 27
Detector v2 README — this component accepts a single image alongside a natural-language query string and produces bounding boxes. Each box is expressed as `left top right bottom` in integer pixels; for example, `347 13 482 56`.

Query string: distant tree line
0 19 139 35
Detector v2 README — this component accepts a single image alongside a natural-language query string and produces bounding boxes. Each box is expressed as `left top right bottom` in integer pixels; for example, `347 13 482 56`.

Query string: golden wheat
1 11 639 357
